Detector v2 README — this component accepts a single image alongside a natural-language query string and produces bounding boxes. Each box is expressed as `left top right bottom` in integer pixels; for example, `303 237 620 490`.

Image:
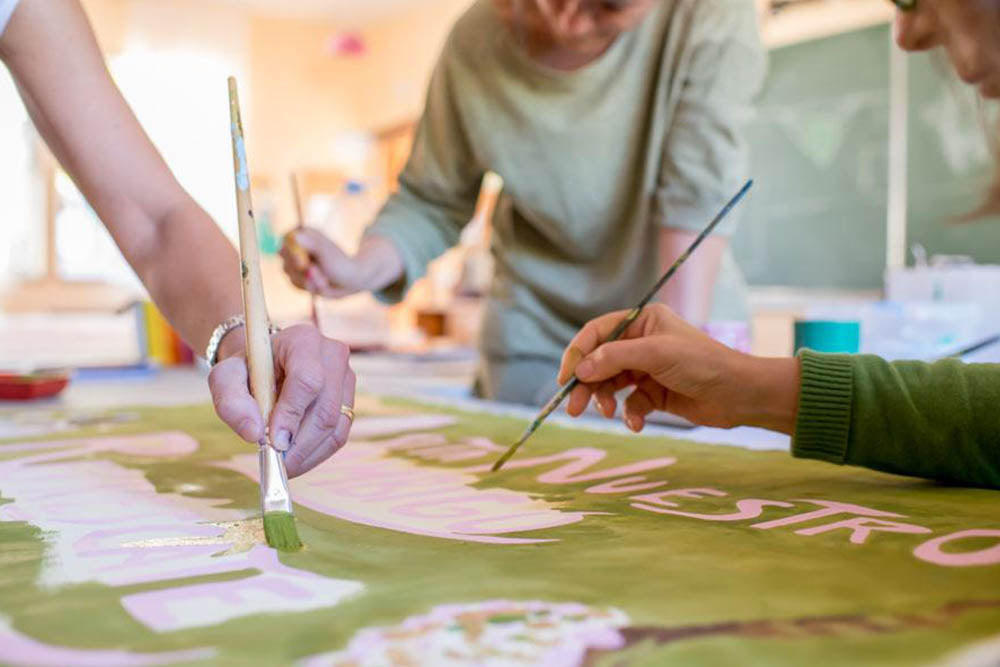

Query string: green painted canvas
1 397 998 666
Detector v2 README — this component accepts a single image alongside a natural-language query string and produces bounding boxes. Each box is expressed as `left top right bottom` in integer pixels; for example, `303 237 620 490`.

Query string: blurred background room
2 0 999 405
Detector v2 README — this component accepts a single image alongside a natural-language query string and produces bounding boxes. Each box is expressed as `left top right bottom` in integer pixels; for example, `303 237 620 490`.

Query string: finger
623 387 656 433
575 337 668 384
316 286 359 299
307 266 324 285
295 229 346 276
281 255 308 289
610 372 633 392
287 345 350 461
558 346 586 385
284 232 312 271
331 366 356 449
269 327 325 451
561 310 633 383
594 380 618 418
286 431 339 478
566 382 593 417
208 357 264 443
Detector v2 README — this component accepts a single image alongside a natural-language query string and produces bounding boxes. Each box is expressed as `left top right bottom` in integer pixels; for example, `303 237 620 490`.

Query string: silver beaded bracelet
205 315 280 367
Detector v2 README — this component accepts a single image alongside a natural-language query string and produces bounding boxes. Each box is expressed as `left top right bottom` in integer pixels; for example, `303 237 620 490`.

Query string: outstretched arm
0 0 240 350
559 304 1000 489
0 0 355 477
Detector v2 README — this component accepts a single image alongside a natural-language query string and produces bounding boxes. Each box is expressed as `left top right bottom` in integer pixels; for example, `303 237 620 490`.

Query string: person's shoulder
685 0 757 15
440 0 497 64
690 0 759 34
658 0 759 47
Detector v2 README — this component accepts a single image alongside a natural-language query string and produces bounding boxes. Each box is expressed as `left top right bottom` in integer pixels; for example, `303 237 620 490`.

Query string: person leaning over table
281 0 766 406
0 0 354 477
556 0 1000 490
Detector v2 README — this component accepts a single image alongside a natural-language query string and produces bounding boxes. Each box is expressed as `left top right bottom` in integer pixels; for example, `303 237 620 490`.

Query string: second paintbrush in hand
491 179 754 473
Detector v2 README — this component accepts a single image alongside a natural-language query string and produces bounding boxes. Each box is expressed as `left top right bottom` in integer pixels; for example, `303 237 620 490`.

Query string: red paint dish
0 371 71 400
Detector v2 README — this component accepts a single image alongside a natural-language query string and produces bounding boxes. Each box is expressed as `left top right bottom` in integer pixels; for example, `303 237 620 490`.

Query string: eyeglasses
889 0 916 10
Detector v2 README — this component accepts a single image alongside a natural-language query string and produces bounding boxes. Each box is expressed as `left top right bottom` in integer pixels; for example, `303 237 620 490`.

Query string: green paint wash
0 398 998 665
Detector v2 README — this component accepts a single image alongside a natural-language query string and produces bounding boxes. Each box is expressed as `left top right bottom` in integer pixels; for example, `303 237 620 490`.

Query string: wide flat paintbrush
228 77 302 551
492 179 754 473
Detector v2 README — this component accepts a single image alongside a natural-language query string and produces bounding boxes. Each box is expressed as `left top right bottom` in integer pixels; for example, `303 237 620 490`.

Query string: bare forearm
2 0 243 354
731 355 801 434
656 228 728 326
356 235 405 291
133 200 244 353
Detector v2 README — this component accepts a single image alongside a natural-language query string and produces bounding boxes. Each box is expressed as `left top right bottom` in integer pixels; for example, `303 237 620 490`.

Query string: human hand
208 324 356 478
280 231 405 299
557 304 800 434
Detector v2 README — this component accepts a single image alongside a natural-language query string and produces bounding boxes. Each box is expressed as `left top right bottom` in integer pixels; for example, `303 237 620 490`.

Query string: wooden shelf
762 0 894 49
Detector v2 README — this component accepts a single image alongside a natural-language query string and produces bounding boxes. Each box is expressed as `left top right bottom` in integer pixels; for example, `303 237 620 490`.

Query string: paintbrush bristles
491 180 754 472
262 512 303 552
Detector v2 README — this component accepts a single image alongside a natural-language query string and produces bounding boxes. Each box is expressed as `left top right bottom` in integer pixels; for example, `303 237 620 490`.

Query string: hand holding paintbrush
228 77 302 551
492 180 753 472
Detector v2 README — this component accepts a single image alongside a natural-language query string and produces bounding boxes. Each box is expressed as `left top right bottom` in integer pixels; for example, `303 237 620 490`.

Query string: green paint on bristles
263 512 303 552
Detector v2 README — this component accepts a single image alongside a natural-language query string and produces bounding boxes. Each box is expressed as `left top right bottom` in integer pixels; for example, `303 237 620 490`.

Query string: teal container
794 320 861 354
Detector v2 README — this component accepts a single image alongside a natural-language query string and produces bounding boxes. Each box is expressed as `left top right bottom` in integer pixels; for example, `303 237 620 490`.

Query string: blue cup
794 320 861 354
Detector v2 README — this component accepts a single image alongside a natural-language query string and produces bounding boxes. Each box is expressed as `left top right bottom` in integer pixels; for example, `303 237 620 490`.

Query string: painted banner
0 397 998 666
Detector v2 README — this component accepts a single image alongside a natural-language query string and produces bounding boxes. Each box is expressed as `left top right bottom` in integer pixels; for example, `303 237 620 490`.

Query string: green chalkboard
732 24 999 289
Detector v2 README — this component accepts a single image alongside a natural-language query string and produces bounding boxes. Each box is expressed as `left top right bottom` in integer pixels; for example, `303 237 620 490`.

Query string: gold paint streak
121 519 266 556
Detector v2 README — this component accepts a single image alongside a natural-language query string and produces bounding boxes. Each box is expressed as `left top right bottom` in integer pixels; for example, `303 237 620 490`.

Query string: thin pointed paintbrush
492 179 754 473
289 172 320 329
228 77 302 551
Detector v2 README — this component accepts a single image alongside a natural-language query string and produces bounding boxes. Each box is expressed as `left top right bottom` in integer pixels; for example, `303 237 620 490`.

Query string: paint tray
0 370 71 400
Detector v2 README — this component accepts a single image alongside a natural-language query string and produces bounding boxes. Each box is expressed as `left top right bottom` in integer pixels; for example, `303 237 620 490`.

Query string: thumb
575 337 669 383
295 229 347 274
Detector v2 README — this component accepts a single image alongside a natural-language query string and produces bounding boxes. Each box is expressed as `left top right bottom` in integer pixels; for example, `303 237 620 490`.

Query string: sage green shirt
368 0 766 402
794 351 1000 489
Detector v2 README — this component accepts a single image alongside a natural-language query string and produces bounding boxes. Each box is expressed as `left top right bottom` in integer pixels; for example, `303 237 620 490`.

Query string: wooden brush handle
228 77 277 427
473 171 503 247
287 172 311 269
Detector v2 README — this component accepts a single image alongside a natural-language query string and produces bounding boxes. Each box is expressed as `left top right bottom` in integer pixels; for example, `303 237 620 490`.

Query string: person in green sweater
282 0 766 406
556 1 1000 491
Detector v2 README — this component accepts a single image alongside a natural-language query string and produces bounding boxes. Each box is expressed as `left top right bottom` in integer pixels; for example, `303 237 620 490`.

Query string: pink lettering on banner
586 475 667 495
120 546 362 633
913 530 1000 567
468 448 675 492
631 488 729 509
445 511 612 536
391 492 522 519
795 517 932 544
634 495 793 521
752 499 902 530
219 423 592 544
307 464 459 503
412 444 488 463
406 437 504 464
0 431 367 639
347 415 459 439
376 433 449 452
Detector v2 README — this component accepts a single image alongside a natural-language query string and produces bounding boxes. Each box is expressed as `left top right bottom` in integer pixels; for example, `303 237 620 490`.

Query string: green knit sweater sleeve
792 350 1000 489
